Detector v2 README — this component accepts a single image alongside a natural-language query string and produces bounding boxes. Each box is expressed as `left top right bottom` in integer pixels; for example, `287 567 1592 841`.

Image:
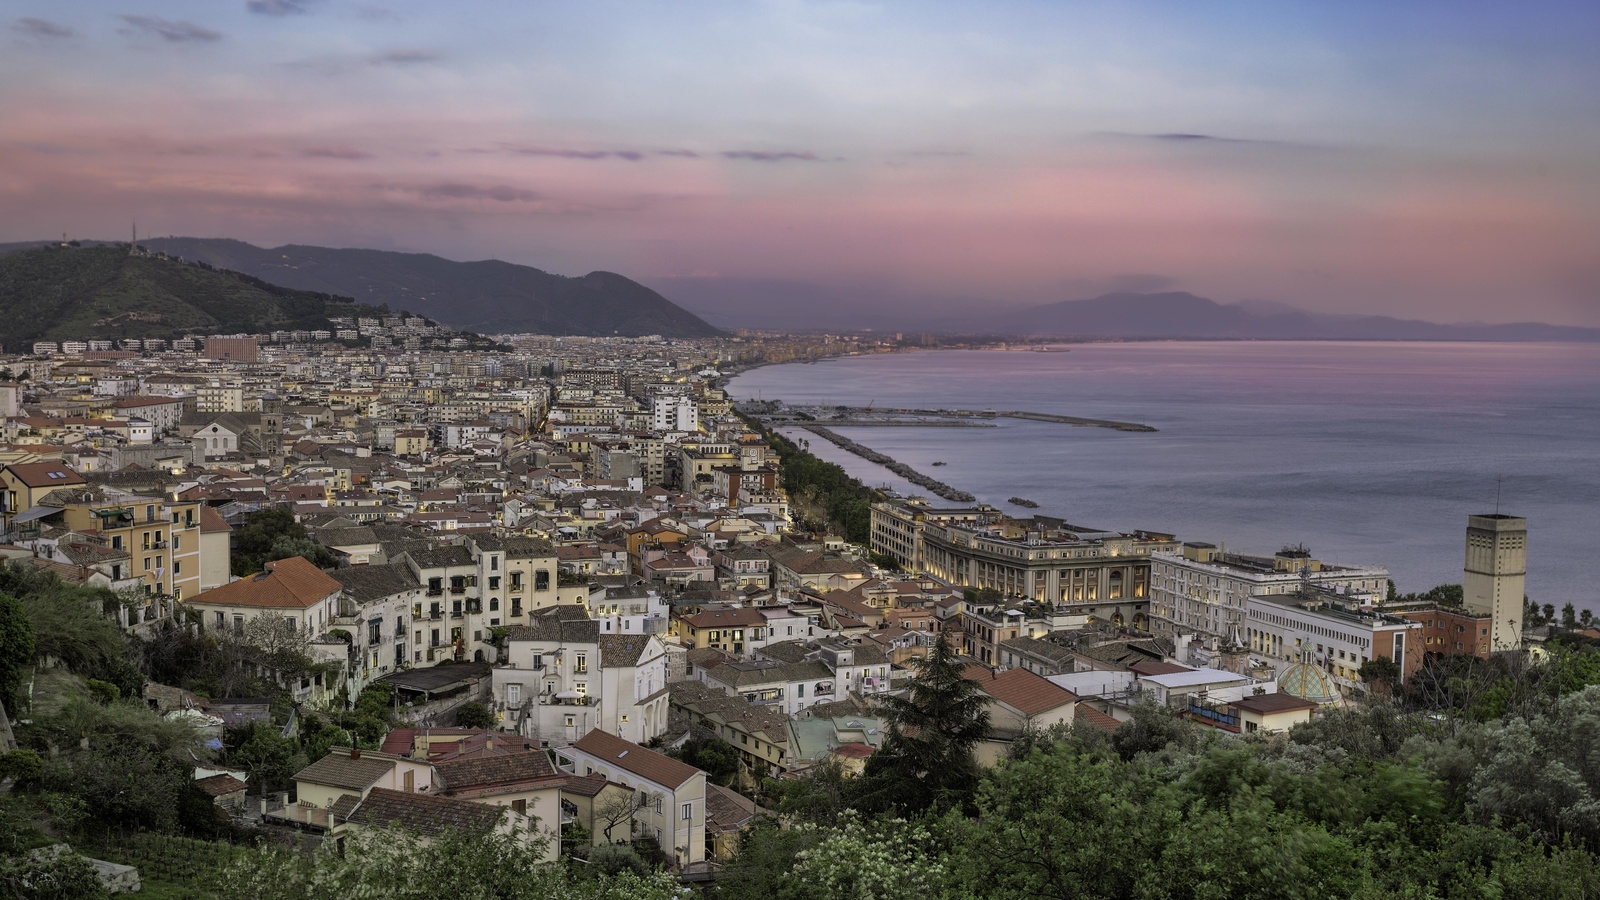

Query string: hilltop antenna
130 220 138 256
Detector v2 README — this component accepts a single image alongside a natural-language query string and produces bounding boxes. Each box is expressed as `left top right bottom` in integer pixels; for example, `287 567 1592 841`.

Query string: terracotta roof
293 751 395 791
4 462 85 488
560 772 625 798
346 787 502 836
1076 704 1122 733
194 505 231 534
194 773 247 797
962 665 1079 716
187 556 341 610
571 728 701 789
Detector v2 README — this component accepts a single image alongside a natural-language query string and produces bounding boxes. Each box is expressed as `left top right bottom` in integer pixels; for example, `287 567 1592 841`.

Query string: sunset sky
4 1 1598 325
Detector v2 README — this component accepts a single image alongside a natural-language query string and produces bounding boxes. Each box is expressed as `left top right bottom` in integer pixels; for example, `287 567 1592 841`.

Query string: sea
727 341 1600 609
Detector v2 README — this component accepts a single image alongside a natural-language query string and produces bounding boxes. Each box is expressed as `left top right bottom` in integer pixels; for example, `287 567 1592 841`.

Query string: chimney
350 747 361 760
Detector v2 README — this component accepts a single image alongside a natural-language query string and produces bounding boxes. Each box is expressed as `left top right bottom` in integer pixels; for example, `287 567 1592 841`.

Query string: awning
12 506 60 524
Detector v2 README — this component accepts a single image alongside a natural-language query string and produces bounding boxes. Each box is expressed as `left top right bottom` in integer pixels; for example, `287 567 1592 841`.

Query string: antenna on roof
1495 475 1502 515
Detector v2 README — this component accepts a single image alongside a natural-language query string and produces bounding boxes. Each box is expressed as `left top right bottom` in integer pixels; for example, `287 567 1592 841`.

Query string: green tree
669 737 740 786
857 633 989 815
453 701 495 729
1357 655 1402 692
0 591 33 715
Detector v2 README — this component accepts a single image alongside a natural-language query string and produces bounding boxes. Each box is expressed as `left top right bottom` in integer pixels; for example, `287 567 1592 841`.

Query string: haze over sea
729 342 1600 610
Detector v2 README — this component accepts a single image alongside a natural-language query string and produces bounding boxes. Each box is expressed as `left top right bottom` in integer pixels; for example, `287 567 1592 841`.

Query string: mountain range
976 291 1600 341
0 244 399 346
133 238 721 338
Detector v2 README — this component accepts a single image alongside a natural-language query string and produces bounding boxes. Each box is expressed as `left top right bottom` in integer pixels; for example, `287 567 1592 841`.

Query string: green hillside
0 244 391 345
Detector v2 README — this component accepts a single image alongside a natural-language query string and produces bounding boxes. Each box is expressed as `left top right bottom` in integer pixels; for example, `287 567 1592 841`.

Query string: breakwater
798 425 976 502
773 405 1156 432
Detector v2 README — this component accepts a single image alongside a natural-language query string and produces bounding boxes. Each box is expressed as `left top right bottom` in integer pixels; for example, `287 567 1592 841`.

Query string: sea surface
728 342 1600 608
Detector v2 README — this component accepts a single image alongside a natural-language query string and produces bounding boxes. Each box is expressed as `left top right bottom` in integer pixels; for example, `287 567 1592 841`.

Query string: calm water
729 342 1600 607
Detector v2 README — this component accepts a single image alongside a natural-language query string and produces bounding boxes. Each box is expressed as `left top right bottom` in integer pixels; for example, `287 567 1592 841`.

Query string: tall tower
1463 514 1526 651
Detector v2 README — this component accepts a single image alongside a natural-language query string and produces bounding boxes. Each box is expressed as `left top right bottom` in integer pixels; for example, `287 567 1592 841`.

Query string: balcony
466 600 482 614
543 694 593 707
450 586 467 595
428 610 442 620
426 588 444 597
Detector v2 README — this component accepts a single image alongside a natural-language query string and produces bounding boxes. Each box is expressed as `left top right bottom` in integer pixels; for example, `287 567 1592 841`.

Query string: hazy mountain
130 238 720 338
644 275 1027 332
979 291 1600 341
0 244 394 346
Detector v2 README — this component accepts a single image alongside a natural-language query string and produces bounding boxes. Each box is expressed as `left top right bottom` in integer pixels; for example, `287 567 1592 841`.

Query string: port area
765 404 1157 433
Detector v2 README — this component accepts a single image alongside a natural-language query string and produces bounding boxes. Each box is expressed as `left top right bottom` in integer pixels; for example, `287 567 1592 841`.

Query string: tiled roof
199 503 233 534
962 665 1079 716
330 563 419 603
704 782 759 834
293 751 395 791
187 556 341 610
598 635 653 669
680 607 768 629
1231 692 1320 714
346 787 502 836
1076 704 1122 733
560 772 624 798
505 608 600 644
436 751 560 796
4 462 85 488
194 773 247 797
571 728 701 789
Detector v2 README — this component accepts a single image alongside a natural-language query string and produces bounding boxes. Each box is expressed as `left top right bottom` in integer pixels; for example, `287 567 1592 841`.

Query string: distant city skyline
4 1 1599 326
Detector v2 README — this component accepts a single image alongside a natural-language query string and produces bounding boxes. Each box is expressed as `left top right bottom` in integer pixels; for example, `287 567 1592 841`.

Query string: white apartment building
1149 542 1390 644
494 608 670 747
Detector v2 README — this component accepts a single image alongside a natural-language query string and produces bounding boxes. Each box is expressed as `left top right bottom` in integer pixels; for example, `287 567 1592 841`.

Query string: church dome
1279 661 1341 705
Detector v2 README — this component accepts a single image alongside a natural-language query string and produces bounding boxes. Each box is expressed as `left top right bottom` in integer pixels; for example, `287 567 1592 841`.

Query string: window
564 715 575 728
681 802 693 821
491 557 499 571
575 682 587 696
490 598 499 611
173 560 181 575
173 534 181 552
144 557 152 571
535 570 550 591
507 684 521 706
576 653 588 673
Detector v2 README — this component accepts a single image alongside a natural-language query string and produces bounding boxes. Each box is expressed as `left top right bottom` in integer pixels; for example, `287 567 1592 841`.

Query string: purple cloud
502 145 647 162
13 17 75 39
118 14 224 42
722 150 823 162
303 146 375 159
370 48 438 65
246 0 313 15
404 182 542 203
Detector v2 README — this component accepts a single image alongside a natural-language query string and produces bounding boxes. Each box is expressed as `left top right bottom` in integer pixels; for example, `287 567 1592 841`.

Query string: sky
3 1 1599 326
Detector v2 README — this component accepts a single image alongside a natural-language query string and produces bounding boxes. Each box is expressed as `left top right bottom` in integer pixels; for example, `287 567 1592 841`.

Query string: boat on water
931 461 947 466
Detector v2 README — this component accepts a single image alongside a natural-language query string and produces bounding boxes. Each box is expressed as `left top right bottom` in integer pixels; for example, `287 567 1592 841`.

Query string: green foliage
741 415 878 544
454 701 495 729
668 737 740 786
0 749 43 786
228 723 304 796
0 847 109 900
858 634 989 815
232 508 338 577
0 592 33 715
217 823 684 900
1 565 144 700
